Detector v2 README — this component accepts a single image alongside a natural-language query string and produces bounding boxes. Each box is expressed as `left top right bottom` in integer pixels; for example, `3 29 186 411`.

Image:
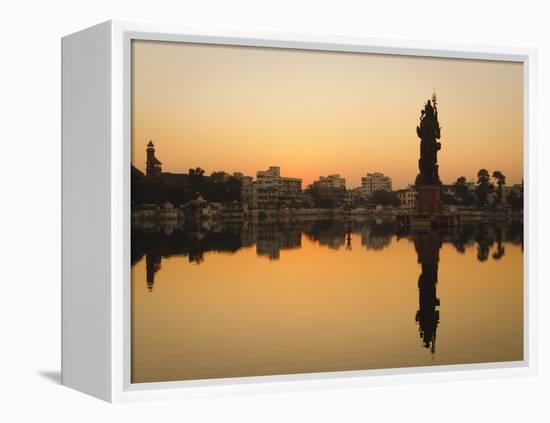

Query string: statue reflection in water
413 230 442 355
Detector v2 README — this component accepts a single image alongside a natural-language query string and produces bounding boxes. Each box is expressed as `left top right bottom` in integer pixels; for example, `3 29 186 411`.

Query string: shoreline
131 203 522 226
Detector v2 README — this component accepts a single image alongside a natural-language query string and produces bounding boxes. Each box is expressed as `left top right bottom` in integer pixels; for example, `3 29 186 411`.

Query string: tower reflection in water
413 231 442 355
145 251 161 292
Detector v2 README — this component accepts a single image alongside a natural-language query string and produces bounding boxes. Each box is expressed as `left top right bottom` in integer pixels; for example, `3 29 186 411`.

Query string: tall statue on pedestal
416 93 442 186
408 95 446 354
415 93 442 216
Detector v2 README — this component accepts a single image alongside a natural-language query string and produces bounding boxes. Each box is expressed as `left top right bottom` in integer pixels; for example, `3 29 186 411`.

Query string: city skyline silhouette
131 40 523 188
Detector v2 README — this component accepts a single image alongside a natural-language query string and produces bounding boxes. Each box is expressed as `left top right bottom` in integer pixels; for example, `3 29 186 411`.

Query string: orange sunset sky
131 40 523 189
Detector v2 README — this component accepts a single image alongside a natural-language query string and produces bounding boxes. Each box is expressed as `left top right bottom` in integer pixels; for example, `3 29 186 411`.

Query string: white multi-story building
361 172 392 197
253 166 302 209
316 174 346 189
396 186 417 208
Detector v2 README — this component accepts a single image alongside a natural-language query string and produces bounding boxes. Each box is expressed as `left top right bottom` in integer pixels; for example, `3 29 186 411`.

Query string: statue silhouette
416 95 442 186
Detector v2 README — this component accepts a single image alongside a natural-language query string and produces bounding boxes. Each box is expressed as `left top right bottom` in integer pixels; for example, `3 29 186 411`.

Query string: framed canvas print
61 21 537 402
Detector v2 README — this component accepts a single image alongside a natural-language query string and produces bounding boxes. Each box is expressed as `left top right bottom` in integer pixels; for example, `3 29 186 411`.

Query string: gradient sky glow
131 40 523 189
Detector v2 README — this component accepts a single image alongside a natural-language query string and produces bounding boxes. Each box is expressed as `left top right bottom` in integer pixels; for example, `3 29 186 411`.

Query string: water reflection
413 231 441 354
132 219 523 292
131 218 523 382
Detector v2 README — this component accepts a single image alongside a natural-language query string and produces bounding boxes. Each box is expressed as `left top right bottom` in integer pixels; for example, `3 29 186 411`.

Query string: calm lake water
131 219 523 383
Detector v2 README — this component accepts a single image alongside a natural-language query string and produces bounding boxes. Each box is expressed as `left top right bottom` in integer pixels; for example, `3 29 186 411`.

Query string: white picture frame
61 20 538 403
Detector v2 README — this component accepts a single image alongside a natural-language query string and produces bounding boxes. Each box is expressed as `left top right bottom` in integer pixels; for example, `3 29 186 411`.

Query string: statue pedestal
415 185 441 216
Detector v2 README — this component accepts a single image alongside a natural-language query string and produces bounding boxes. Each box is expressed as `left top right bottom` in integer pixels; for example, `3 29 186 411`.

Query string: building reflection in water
360 222 393 250
132 219 522 298
256 225 301 260
131 217 523 381
413 231 442 355
304 220 347 250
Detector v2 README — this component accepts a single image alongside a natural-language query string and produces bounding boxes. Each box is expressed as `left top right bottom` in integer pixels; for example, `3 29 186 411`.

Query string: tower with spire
146 140 162 176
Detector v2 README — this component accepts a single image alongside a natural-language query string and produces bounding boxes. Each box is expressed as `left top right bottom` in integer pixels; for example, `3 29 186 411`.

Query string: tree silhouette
210 171 229 183
453 176 476 206
475 169 494 208
372 190 400 207
492 170 506 207
131 165 244 206
188 167 205 181
506 190 523 212
454 176 468 197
